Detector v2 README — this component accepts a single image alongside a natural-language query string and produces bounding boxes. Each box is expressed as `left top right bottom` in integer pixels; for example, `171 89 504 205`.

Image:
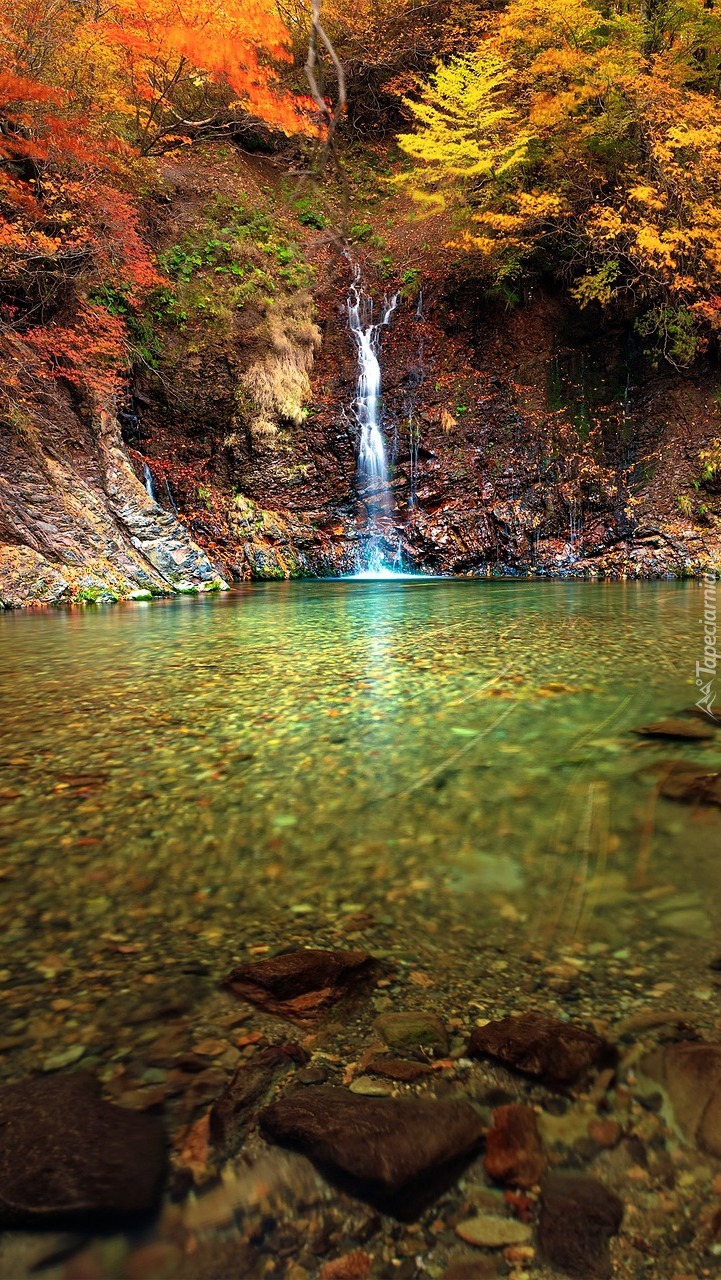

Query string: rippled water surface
0 580 719 1069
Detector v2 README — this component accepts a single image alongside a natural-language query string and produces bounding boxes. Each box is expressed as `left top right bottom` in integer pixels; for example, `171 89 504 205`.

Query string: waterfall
347 268 399 575
143 462 157 502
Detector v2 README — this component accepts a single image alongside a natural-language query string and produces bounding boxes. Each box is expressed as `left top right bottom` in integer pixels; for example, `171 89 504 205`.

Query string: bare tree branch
304 0 349 202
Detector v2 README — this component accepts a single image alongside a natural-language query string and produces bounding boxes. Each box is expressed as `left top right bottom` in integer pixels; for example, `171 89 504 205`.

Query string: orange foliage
0 0 317 409
24 302 128 405
96 0 318 153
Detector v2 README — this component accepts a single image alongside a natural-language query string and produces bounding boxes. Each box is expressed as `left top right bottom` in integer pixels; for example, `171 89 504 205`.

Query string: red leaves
93 184 166 298
0 0 319 410
0 71 60 110
24 303 128 406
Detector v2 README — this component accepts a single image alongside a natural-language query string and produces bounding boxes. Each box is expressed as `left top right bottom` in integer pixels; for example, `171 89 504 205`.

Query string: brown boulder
0 1072 166 1228
483 1103 546 1188
641 1041 721 1156
260 1085 485 1200
633 718 714 741
209 1044 306 1154
538 1172 623 1278
222 948 375 1022
467 1013 614 1089
654 761 721 806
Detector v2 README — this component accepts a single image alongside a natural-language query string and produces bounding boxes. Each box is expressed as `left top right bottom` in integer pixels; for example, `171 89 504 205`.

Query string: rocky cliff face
1 146 720 606
0 377 224 607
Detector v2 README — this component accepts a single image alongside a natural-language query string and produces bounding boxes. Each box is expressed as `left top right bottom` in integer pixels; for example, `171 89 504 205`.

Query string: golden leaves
397 0 721 359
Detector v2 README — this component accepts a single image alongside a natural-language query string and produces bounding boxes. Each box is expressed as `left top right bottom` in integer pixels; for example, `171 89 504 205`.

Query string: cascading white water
347 269 399 575
143 462 157 502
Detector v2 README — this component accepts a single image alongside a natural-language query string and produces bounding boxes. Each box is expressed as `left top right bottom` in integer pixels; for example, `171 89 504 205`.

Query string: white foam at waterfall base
347 269 403 578
352 566 418 579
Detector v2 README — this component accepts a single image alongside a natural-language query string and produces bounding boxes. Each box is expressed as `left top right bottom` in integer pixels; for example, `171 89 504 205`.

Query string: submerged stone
681 705 721 726
260 1085 485 1200
633 718 714 741
348 1075 394 1096
442 1252 502 1279
373 1011 449 1058
641 1041 721 1156
483 1102 546 1188
455 1213 532 1248
222 948 375 1022
538 1172 623 1278
654 761 721 806
0 1072 166 1227
209 1045 306 1154
366 1057 432 1082
467 1012 615 1089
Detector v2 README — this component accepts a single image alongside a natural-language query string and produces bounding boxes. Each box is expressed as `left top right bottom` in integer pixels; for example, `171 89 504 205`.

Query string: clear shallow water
0 580 720 1072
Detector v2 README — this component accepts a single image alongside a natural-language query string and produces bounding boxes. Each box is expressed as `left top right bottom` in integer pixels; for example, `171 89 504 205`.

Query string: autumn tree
277 0 487 134
0 0 318 408
85 0 318 155
398 0 721 364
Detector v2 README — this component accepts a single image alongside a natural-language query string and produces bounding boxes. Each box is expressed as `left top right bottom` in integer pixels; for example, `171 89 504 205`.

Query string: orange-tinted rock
467 1013 615 1089
588 1118 622 1149
222 948 375 1022
318 1251 373 1280
367 1057 432 1082
483 1103 546 1188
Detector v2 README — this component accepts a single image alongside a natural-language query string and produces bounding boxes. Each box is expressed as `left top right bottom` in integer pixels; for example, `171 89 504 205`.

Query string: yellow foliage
398 51 533 193
397 0 721 362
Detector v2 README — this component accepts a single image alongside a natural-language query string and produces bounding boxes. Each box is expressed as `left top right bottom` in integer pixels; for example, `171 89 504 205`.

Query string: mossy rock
77 587 118 604
374 1012 449 1059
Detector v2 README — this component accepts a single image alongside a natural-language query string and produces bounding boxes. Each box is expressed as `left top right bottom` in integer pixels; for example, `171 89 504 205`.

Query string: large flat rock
260 1086 485 1200
0 1072 166 1227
